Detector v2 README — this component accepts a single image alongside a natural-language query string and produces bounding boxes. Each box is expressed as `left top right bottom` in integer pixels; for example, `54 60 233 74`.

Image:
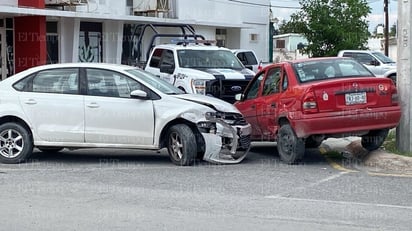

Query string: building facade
0 0 271 80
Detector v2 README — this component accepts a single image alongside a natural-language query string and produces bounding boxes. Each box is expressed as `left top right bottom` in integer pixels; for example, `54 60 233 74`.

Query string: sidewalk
320 137 412 176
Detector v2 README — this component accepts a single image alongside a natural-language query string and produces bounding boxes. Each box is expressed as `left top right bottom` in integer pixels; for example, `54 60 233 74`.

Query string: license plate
345 92 367 105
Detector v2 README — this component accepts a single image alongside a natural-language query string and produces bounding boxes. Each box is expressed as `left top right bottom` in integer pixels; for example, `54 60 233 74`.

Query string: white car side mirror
130 90 148 99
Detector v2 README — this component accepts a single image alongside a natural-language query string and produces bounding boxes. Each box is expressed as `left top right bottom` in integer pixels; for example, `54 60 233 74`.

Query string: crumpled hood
172 94 240 113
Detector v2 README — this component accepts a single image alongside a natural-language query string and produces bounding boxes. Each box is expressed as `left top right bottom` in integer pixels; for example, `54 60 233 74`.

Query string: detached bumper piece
198 113 252 164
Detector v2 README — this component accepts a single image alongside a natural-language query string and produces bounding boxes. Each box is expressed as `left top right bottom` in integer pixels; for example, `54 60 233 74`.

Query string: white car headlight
197 121 217 134
205 111 220 120
205 111 246 126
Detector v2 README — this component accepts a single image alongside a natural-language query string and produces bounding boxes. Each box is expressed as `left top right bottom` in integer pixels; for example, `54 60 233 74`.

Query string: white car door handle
24 99 37 105
86 102 100 108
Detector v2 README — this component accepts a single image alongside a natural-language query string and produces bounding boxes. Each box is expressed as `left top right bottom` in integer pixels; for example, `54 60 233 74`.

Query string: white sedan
0 63 251 165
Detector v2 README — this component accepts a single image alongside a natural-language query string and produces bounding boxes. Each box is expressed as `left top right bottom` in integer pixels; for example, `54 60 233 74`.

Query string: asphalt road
1 143 411 231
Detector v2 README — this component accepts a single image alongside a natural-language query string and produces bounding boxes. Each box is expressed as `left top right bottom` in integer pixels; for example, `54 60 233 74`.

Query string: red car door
256 66 283 141
234 72 265 140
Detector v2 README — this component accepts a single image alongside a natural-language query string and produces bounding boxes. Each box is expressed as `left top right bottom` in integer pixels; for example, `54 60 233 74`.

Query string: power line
271 5 301 9
228 0 270 7
228 0 301 9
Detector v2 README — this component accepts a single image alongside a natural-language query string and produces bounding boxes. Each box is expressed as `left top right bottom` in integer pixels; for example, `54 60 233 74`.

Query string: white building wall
241 1 269 25
76 0 126 15
59 18 79 63
192 26 216 40
239 0 270 62
226 28 241 48
238 26 269 62
176 0 242 23
388 43 397 60
103 20 123 63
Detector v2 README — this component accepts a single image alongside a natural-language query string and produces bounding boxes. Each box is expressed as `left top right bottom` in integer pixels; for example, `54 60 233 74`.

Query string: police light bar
170 39 216 45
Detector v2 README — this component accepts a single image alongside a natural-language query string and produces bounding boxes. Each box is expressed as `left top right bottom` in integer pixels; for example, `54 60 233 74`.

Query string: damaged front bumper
198 118 252 164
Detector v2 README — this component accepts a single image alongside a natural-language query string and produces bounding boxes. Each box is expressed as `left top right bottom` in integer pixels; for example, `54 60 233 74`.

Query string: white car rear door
18 68 85 142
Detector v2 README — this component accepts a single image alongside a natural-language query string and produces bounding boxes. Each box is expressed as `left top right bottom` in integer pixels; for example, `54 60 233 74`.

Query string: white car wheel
167 124 197 166
0 122 33 164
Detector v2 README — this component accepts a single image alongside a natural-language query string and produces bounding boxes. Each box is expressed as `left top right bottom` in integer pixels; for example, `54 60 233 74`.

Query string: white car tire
0 122 33 164
167 124 197 166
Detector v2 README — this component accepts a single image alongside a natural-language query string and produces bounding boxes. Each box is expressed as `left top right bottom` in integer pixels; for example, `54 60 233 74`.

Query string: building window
121 24 141 66
5 18 13 29
250 33 258 42
79 22 103 63
47 22 59 64
4 18 14 77
276 40 285 49
216 29 226 47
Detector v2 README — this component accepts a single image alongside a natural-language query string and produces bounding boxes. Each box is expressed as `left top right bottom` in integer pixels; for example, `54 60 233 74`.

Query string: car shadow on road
24 145 331 167
27 148 173 166
248 142 330 166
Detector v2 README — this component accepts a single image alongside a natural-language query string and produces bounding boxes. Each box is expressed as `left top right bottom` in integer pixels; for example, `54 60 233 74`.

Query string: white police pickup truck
144 41 255 103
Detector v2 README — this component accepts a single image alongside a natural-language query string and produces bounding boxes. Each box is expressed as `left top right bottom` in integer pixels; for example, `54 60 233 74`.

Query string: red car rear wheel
277 124 305 164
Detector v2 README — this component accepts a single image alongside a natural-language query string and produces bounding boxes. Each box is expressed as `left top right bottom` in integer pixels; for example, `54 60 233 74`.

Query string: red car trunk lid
309 77 395 112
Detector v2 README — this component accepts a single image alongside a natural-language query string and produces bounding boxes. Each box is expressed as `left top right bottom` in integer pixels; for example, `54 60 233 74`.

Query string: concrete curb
320 138 412 176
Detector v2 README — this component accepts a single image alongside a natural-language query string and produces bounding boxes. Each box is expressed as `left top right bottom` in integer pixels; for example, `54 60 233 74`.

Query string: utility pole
397 0 412 152
269 10 274 63
384 0 389 56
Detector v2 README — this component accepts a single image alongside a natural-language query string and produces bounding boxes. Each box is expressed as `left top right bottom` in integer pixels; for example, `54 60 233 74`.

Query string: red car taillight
302 90 318 113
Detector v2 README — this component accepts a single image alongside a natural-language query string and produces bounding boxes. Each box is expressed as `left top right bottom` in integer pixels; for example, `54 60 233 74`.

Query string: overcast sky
270 0 398 32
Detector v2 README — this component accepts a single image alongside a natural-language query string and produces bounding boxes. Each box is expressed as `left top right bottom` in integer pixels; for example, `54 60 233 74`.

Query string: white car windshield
372 52 396 64
177 50 244 69
126 68 185 95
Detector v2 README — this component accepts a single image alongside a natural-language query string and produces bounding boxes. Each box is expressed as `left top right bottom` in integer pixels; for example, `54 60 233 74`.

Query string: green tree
279 19 300 34
282 0 371 57
390 23 397 37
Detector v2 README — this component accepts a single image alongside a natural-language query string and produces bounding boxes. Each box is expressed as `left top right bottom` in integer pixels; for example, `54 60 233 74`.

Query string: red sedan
235 57 401 163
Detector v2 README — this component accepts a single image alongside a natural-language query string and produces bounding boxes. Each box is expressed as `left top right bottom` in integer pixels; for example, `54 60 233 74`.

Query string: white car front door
18 68 85 142
84 68 155 146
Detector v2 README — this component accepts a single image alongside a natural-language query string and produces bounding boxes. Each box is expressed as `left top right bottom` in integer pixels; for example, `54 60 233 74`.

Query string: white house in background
0 0 271 80
272 33 308 62
272 33 397 62
367 37 398 60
